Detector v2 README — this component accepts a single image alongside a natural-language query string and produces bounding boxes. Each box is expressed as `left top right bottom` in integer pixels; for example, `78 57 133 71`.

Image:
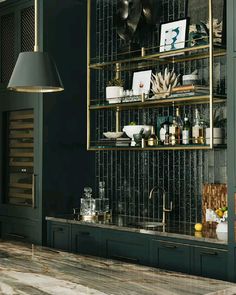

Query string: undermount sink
137 222 164 229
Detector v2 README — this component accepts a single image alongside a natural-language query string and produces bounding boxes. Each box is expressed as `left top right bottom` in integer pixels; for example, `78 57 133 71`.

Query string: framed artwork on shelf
132 70 152 95
160 18 188 52
187 0 226 46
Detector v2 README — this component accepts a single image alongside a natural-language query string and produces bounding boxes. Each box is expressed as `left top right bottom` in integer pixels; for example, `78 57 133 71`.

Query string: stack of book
116 137 131 147
171 85 209 97
100 138 131 147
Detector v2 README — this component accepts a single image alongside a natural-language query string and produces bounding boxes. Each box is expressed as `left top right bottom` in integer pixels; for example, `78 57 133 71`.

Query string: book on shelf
100 138 131 147
116 137 131 147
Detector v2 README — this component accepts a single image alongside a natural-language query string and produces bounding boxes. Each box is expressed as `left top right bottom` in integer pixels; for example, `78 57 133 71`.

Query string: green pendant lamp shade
7 0 64 93
7 52 64 93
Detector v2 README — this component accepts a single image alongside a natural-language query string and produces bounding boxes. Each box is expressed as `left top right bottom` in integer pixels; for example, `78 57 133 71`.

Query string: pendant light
7 0 64 93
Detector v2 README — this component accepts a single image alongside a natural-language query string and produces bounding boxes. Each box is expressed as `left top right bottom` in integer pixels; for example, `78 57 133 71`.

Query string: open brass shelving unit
87 0 226 151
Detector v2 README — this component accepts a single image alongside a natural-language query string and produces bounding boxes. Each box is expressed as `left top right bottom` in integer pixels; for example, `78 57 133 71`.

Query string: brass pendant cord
34 0 39 52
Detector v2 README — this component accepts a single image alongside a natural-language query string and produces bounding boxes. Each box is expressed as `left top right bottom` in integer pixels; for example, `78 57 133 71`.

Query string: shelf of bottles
89 103 227 151
4 109 35 207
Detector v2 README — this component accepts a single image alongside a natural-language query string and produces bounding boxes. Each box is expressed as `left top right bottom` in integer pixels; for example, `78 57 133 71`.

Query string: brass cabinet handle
32 174 36 209
111 255 139 263
200 251 218 256
78 232 90 236
54 228 64 232
6 233 26 239
160 244 177 249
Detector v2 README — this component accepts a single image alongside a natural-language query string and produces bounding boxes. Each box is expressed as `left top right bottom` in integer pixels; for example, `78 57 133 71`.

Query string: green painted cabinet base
47 222 71 252
105 230 149 265
192 246 228 281
0 217 41 244
151 240 191 274
47 220 228 281
71 225 104 257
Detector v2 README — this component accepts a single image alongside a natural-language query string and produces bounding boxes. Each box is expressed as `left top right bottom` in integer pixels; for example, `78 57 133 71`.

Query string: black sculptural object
116 0 161 56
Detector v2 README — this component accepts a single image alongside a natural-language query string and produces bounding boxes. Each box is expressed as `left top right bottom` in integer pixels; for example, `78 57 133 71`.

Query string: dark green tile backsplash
94 0 227 224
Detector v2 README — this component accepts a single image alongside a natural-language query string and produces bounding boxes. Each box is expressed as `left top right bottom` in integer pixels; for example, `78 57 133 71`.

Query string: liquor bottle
192 108 204 144
169 117 177 146
159 119 170 145
175 107 183 144
148 126 158 146
182 114 191 145
164 131 170 146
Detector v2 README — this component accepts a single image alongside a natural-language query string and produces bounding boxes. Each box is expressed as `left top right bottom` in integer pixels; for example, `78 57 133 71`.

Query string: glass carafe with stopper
95 181 110 215
80 187 96 218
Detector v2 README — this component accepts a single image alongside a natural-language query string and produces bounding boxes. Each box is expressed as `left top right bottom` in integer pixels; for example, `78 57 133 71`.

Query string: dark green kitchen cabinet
0 216 39 244
192 246 228 281
71 225 104 257
47 222 71 251
0 0 94 245
104 230 150 265
150 239 191 274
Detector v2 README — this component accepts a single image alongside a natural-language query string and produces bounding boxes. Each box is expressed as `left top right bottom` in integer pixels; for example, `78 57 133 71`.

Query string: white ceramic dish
103 132 124 139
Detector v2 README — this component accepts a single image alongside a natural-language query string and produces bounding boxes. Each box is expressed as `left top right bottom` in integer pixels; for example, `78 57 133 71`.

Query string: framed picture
132 70 152 96
160 19 188 52
187 0 226 46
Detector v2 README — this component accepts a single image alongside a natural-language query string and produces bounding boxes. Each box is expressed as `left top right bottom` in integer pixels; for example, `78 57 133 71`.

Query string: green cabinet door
193 246 228 281
105 230 150 265
151 239 191 273
71 225 104 257
47 221 71 251
0 216 40 244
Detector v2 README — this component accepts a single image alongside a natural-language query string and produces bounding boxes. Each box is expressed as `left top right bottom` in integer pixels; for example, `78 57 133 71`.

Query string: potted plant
204 106 226 145
106 78 124 103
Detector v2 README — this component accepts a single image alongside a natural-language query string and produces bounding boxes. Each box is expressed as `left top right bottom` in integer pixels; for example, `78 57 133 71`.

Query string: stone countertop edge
45 216 227 246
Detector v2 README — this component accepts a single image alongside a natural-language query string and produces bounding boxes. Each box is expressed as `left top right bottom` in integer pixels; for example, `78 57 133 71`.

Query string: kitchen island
0 240 234 295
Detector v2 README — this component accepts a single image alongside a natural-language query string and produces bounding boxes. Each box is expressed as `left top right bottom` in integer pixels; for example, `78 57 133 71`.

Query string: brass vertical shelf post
115 63 121 80
87 0 91 150
209 0 213 149
116 107 121 132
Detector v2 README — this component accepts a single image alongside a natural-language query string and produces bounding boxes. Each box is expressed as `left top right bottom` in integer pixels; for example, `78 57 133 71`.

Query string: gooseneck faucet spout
149 185 173 225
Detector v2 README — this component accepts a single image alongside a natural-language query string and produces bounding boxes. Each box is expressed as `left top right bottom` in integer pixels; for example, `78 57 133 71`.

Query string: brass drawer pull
54 228 64 232
111 255 139 263
200 251 218 256
78 232 90 236
161 244 177 249
32 174 36 209
6 233 26 239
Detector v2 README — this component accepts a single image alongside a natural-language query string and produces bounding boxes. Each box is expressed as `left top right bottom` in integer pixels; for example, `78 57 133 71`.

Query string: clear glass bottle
99 181 105 199
175 107 183 144
182 114 191 145
160 119 171 145
169 117 177 146
192 108 204 144
148 126 158 146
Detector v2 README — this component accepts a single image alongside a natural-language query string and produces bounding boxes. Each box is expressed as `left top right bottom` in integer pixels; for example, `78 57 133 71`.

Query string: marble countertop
0 241 235 295
46 214 227 245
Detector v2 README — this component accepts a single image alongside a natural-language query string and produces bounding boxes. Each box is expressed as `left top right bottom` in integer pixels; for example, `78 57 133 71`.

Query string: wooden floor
0 240 235 295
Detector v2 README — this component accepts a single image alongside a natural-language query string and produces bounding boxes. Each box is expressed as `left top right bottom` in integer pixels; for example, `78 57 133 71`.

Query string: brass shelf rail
90 95 226 111
89 45 226 71
88 144 227 152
